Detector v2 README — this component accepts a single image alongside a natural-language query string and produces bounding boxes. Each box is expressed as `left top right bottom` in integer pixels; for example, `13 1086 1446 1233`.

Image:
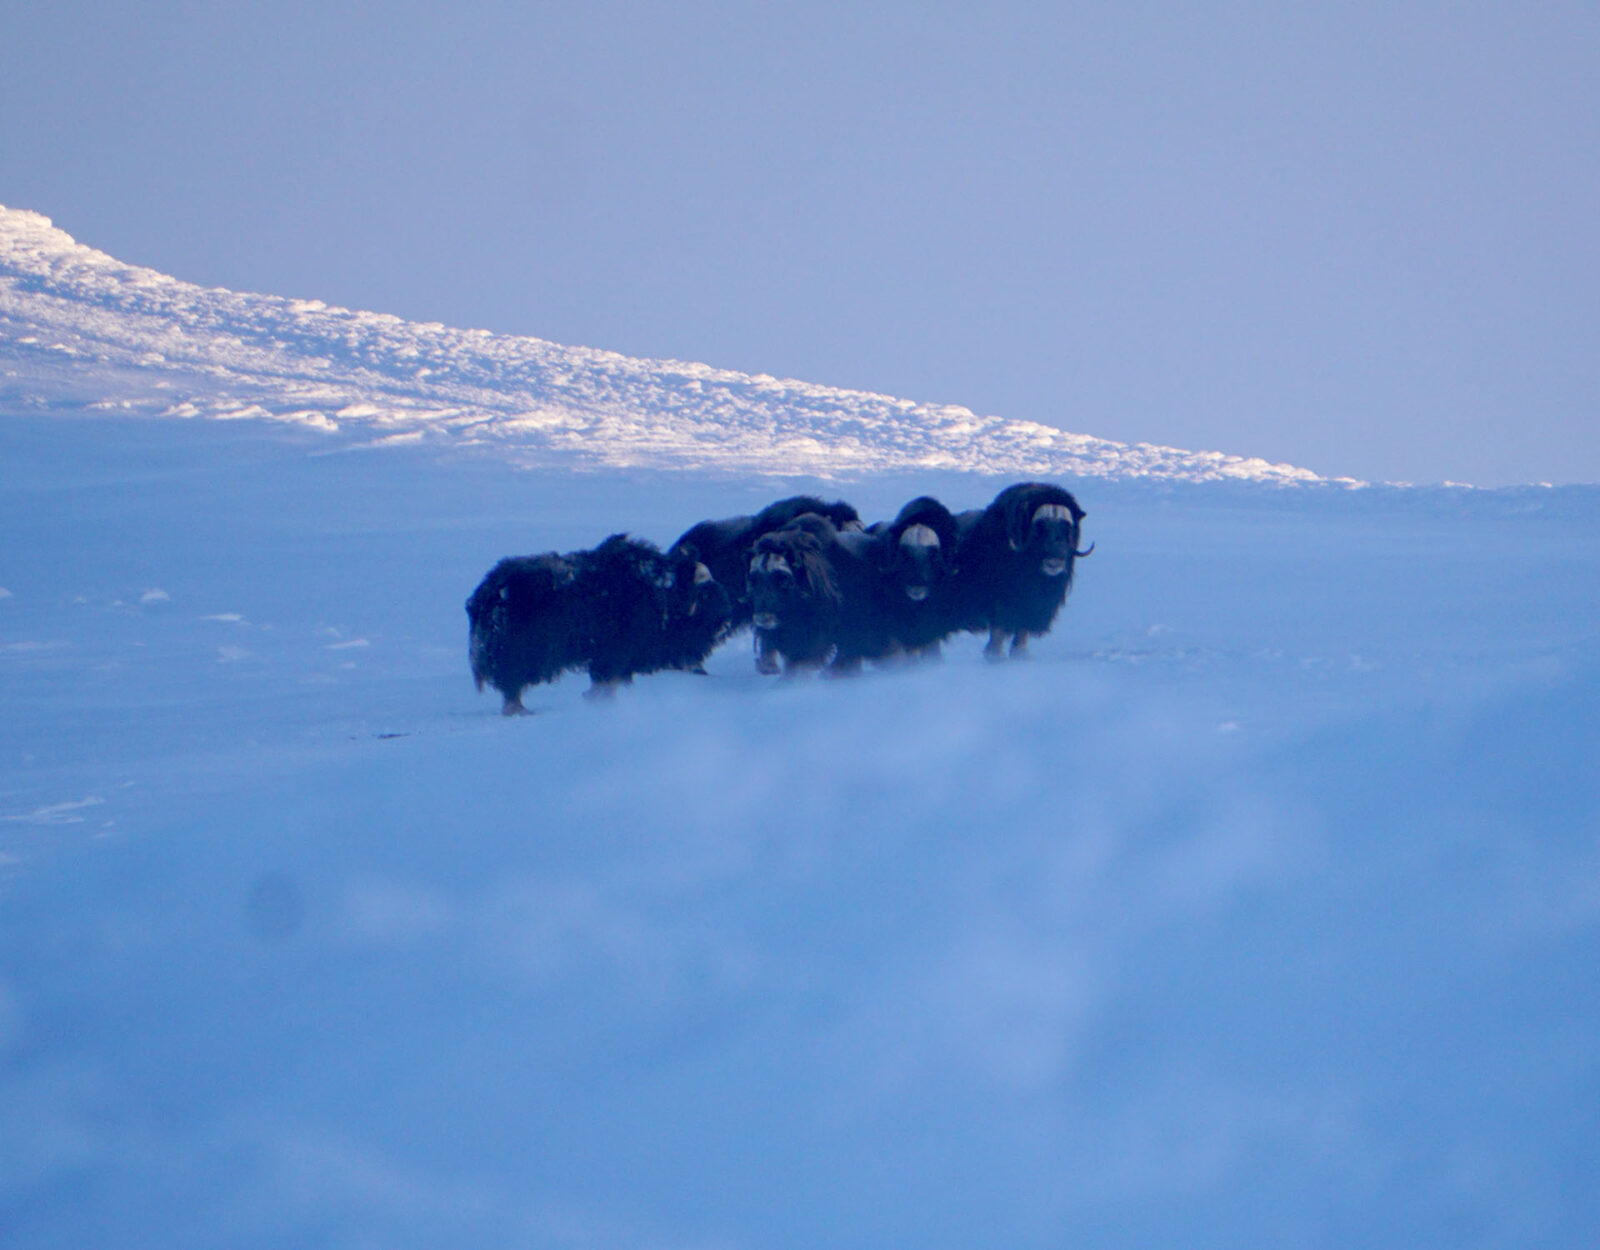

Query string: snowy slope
1 205 1330 483
3 208 1599 1249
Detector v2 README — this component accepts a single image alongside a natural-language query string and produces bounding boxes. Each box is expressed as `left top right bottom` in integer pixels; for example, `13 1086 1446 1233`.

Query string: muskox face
663 548 730 627
747 549 803 630
889 523 947 601
685 560 731 630
1013 502 1089 577
747 525 842 640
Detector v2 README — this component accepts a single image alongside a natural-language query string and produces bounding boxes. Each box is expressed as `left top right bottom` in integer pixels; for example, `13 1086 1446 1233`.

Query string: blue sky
3 1 1596 486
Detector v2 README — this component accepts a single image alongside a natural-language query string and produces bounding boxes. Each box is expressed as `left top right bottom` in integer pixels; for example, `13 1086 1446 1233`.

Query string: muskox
747 513 892 674
672 494 862 629
955 482 1093 659
466 552 582 713
867 495 964 658
576 535 731 689
466 535 729 713
673 495 861 672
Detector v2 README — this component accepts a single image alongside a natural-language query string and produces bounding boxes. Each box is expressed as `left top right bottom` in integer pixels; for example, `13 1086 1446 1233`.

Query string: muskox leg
1010 632 1031 659
501 691 530 716
584 678 623 701
984 628 1008 661
755 634 781 675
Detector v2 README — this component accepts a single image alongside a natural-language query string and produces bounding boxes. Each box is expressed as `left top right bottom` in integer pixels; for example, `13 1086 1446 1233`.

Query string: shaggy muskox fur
468 482 1092 710
576 535 731 687
747 513 894 674
746 524 841 672
755 494 862 535
867 495 965 657
955 482 1092 659
671 495 862 633
466 535 729 713
466 552 582 713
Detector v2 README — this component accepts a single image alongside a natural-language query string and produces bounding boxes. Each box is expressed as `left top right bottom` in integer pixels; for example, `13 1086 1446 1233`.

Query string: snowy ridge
1 205 1331 483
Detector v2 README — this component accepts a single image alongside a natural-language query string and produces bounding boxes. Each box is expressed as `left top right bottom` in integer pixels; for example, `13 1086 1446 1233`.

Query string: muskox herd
467 481 1093 714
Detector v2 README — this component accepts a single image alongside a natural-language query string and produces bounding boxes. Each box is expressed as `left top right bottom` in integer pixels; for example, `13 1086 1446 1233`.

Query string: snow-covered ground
3 211 1599 1248
2 204 1331 484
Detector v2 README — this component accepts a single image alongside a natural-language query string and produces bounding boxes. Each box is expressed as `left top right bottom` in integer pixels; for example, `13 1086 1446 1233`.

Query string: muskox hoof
501 697 531 716
1009 634 1031 659
755 649 781 676
983 629 1008 662
584 681 621 701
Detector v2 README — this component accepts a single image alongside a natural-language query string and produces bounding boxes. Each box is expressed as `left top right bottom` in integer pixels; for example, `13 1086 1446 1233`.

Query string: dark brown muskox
575 535 731 690
467 535 730 713
954 482 1093 659
467 552 582 714
746 513 892 675
866 495 965 658
671 495 861 634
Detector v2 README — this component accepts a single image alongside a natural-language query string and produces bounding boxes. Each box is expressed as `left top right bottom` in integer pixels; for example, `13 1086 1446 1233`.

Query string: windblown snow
0 205 1327 483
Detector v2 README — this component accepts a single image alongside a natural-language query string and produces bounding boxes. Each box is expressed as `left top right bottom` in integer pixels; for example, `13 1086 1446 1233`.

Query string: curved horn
1006 500 1031 551
1072 540 1095 557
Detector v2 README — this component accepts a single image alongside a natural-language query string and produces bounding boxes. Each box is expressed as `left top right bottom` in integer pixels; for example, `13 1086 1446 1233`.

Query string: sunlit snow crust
2 205 1331 483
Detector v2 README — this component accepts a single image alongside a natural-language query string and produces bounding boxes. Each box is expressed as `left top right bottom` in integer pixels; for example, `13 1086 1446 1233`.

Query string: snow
2 204 1334 485
3 211 1599 1248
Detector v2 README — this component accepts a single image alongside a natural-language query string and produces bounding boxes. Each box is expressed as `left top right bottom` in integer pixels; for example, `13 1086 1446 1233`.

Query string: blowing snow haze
2 206 1599 1249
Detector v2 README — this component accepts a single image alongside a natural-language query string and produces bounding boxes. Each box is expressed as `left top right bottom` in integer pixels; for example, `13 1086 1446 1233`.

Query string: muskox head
1002 486 1093 577
746 528 840 631
878 496 960 602
895 524 942 600
664 543 732 629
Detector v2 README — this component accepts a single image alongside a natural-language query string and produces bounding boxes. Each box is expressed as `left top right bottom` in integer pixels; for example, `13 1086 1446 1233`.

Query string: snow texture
2 204 1332 484
2 209 1598 1249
